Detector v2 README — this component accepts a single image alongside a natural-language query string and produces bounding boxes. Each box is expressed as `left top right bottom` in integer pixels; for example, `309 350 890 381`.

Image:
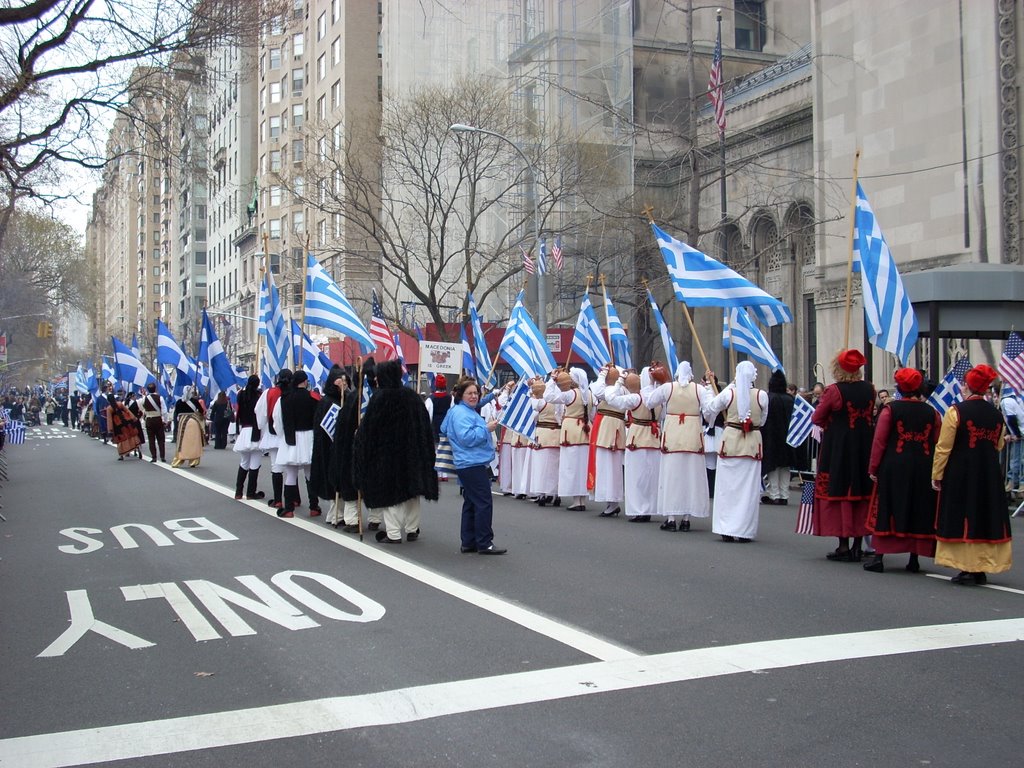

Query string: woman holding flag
545 367 592 511
528 375 562 506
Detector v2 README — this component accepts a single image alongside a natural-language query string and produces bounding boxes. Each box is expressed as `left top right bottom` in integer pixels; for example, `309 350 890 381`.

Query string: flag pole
844 148 862 350
355 355 364 542
257 231 270 378
599 273 615 367
300 234 311 375
727 309 737 373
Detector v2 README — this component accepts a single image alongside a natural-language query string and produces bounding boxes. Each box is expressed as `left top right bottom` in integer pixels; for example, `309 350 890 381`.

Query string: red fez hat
434 374 447 391
837 348 866 373
964 364 997 393
893 367 923 394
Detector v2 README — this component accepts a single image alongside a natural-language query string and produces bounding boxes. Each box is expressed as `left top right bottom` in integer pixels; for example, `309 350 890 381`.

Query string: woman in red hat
811 349 875 561
863 367 940 573
931 364 1012 585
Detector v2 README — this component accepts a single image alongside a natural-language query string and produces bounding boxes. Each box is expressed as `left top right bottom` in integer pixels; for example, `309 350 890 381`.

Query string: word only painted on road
39 571 386 657
58 517 237 553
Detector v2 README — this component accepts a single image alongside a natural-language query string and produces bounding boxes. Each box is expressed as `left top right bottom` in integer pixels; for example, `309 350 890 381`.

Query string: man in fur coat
353 359 438 543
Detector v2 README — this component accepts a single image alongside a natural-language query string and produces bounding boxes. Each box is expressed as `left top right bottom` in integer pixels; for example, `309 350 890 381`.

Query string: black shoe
721 535 736 542
599 506 621 517
552 496 561 507
460 545 477 553
975 572 988 585
775 498 788 506
660 520 677 531
150 457 157 463
680 520 691 532
850 545 864 562
760 495 773 504
567 504 586 512
905 555 921 573
342 524 360 533
863 556 885 573
537 496 550 507
951 571 978 585
736 537 753 543
375 530 400 544
368 522 380 531
628 515 651 523
514 494 527 500
826 548 853 562
478 545 507 555
407 530 419 542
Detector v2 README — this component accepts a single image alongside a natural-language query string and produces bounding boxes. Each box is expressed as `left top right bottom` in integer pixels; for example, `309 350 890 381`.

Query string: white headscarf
640 366 652 390
570 367 589 392
675 361 693 385
734 360 757 419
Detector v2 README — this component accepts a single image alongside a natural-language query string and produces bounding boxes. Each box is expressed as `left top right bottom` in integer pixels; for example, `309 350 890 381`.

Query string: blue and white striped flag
74 364 89 394
786 393 815 447
603 288 632 369
928 357 970 416
536 237 547 276
647 289 680 373
360 373 372 416
156 320 196 384
199 309 238 394
498 377 536 443
111 337 156 391
854 183 919 364
652 222 792 326
101 357 117 385
258 267 290 379
467 292 494 389
319 402 341 439
290 320 334 389
571 294 611 372
413 323 434 391
722 307 783 373
460 323 476 377
393 333 411 386
304 252 374 353
498 291 556 380
259 357 274 390
131 334 140 359
5 420 26 445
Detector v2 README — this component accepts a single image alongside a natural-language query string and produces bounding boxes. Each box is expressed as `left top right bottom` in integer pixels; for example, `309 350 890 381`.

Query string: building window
270 252 280 273
735 0 766 52
153 266 161 277
269 115 281 137
317 11 326 41
293 210 304 234
316 95 326 120
269 47 281 69
270 185 282 206
153 249 160 261
293 32 304 58
332 0 340 23
269 81 281 103
332 37 340 66
154 301 161 312
292 138 304 163
195 251 206 264
331 80 340 110
269 150 281 171
317 54 326 82
292 67 303 95
152 231 160 244
269 219 281 240
292 103 304 127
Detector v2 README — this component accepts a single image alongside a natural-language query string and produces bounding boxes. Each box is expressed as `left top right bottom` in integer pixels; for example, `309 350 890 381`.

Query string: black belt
538 422 560 429
597 409 624 419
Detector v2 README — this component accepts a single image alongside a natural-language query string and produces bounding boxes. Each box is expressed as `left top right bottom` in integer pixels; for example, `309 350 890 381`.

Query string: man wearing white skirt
496 382 516 495
646 361 712 531
273 370 320 518
529 376 562 506
545 368 592 511
605 368 661 522
255 368 292 509
589 365 626 518
703 361 769 542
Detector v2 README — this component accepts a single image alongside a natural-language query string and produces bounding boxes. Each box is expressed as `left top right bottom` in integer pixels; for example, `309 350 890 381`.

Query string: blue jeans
457 464 494 550
1006 439 1022 488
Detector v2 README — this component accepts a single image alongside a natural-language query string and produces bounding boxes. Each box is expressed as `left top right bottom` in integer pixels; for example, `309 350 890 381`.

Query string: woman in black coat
311 365 345 523
761 370 795 504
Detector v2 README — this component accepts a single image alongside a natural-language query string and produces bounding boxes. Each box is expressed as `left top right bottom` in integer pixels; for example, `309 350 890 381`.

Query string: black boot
246 467 265 499
278 485 296 518
234 467 247 499
267 471 284 508
707 468 717 498
306 477 321 514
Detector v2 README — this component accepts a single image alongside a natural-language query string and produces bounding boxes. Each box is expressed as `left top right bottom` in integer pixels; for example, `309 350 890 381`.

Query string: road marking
152 461 638 663
3 618 1022 767
925 572 1024 595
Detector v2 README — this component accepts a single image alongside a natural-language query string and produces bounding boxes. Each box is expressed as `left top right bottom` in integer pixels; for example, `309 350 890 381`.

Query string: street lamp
449 123 546 334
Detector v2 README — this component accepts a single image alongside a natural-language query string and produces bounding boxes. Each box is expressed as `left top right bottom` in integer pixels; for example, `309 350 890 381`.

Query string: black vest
430 393 450 440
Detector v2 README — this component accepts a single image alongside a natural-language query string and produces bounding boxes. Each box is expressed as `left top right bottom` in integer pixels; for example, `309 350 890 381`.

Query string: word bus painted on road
58 517 237 553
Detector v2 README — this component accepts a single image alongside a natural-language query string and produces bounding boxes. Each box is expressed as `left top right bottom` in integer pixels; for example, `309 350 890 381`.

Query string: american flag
708 23 726 135
795 479 815 535
551 236 563 271
521 245 534 276
998 331 1024 392
369 290 398 360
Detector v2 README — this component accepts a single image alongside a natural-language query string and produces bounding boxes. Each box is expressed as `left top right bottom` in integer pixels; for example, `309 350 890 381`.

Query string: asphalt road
1 423 1022 767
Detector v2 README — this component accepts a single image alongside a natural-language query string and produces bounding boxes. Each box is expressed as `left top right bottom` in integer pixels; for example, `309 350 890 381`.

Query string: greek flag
647 289 680 373
258 267 289 379
360 373 372 417
5 420 26 445
460 323 476 376
928 357 970 416
536 237 547 276
603 290 632 369
786 393 815 448
156 320 196 384
467 291 494 389
259 357 274 390
85 363 98 394
131 334 140 359
319 402 341 439
111 337 156 391
414 323 434 391
393 333 411 386
571 294 611 372
198 309 238 394
722 307 783 373
101 357 117 385
498 377 536 443
854 183 919 364
498 291 556 380
74 364 89 394
290 320 334 389
304 252 374 353
652 222 792 326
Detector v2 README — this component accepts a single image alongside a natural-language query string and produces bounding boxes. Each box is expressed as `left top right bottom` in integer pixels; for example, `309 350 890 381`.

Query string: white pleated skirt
276 430 314 466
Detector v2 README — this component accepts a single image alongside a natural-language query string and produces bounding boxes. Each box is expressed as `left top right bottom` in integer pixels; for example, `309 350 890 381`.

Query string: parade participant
496 380 517 495
864 368 939 574
703 361 768 541
528 375 561 506
232 375 264 500
588 365 626 517
171 386 206 468
1000 384 1022 496
424 374 451 481
209 391 232 449
605 367 662 524
311 365 345 521
811 349 875 561
646 361 711 530
442 378 506 554
140 381 168 463
545 367 592 511
255 368 292 509
702 372 724 499
105 390 143 461
331 368 372 533
274 370 319 518
124 392 146 458
354 360 438 544
932 364 1012 585
761 370 795 505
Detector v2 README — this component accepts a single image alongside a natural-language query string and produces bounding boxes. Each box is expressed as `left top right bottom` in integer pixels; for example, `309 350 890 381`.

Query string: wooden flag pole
726 309 737 373
844 148 862 350
299 234 311 375
355 355 364 542
484 277 528 385
599 273 615 367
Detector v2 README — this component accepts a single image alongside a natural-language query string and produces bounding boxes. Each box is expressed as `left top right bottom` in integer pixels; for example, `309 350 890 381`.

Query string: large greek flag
652 222 792 326
603 290 632 369
571 294 611 372
722 307 783 373
111 337 156 390
304 252 374 353
258 267 290 379
290 320 334 389
460 323 476 376
156 320 196 384
467 291 494 388
498 292 556 380
198 309 238 394
854 183 918 364
498 377 536 443
647 289 680 373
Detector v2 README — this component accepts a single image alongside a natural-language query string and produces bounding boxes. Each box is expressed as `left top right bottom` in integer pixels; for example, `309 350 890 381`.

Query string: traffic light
36 321 53 338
